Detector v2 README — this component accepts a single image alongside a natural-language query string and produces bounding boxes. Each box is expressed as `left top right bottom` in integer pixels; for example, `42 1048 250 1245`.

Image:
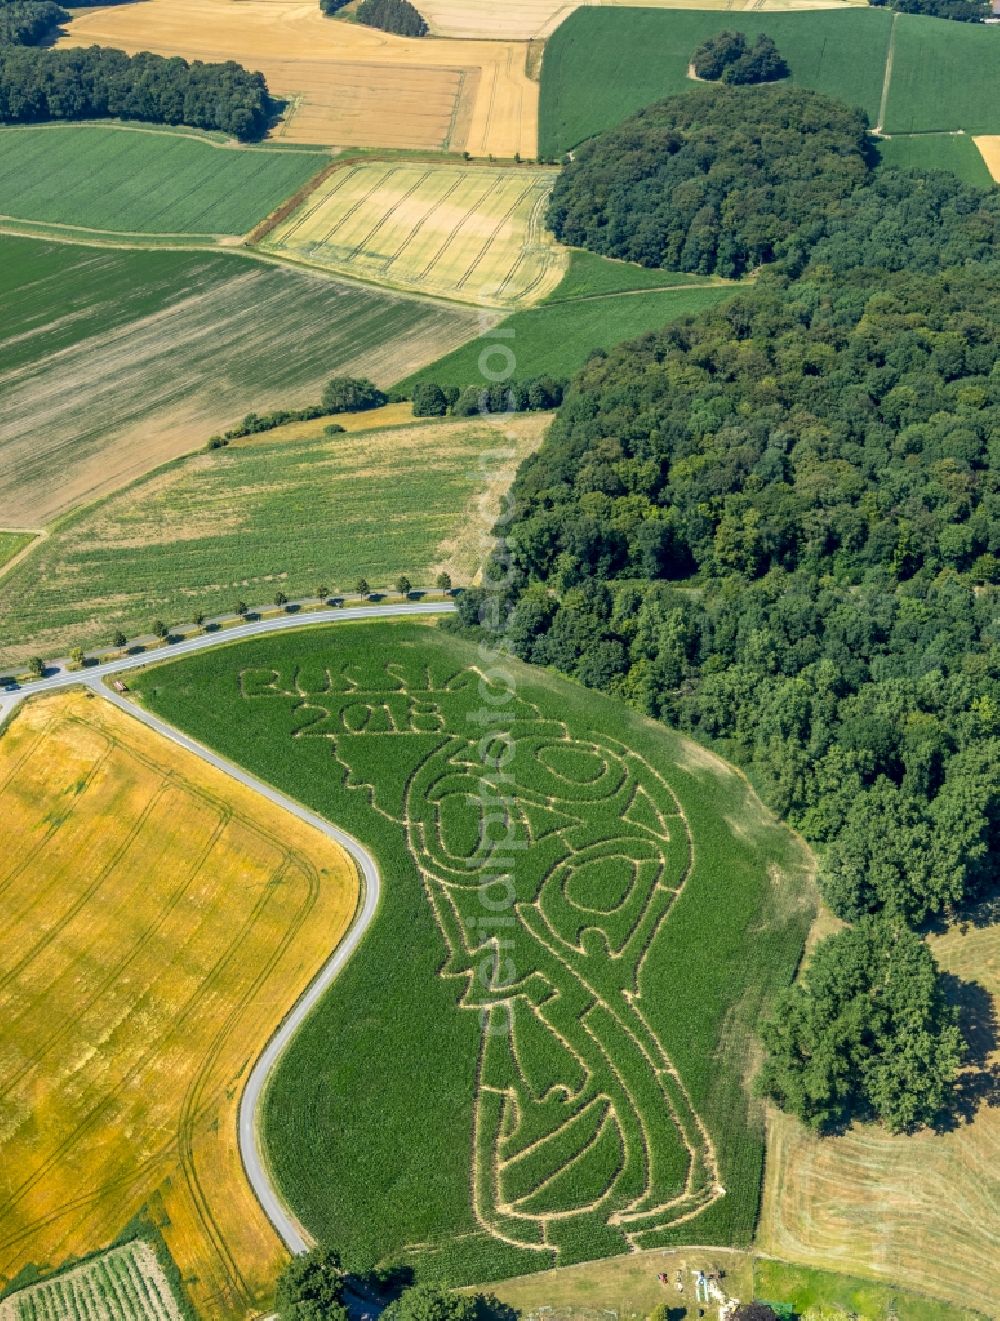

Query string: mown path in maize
130 619 815 1286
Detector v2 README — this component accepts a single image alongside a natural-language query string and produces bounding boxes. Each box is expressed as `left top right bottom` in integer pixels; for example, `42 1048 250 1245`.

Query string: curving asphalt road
0 601 454 1260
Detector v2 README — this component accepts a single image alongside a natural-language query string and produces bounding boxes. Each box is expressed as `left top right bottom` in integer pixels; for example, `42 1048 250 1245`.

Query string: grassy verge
545 250 724 302
131 620 815 1285
752 1259 985 1321
462 1248 984 1321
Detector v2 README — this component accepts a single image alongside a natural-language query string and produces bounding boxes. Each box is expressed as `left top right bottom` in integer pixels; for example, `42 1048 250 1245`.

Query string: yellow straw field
0 691 359 1320
259 161 567 307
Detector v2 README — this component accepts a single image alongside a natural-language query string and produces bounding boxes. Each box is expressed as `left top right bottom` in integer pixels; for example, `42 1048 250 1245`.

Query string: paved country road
0 601 454 1266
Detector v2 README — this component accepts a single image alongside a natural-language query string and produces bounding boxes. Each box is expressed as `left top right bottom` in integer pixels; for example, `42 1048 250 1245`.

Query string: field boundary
246 157 346 246
0 120 331 154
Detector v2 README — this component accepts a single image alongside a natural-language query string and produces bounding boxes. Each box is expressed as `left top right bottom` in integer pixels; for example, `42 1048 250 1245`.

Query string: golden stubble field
0 691 359 1319
758 910 1000 1318
58 0 537 157
260 160 567 306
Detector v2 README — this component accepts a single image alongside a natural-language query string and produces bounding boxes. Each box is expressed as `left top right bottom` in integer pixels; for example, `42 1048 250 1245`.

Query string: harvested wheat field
0 691 359 1320
758 908 1000 1318
259 160 566 306
973 136 1000 183
419 0 864 41
59 0 537 157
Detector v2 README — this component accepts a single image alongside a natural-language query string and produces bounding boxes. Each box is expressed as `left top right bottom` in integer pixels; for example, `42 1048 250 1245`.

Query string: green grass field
882 16 1000 135
0 234 477 527
0 125 325 234
400 284 734 391
0 415 545 669
546 250 721 301
751 1260 984 1321
539 8 1000 157
131 620 814 1284
873 133 994 188
539 8 894 156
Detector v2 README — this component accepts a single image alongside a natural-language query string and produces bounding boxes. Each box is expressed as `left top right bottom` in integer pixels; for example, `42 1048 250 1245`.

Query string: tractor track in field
0 602 453 1259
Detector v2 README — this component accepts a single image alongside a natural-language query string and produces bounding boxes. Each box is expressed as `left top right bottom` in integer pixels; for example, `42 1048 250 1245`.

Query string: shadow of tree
937 970 999 1129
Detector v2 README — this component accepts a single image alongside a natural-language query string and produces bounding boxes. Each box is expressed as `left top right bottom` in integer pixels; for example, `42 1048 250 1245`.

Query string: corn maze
240 648 723 1257
0 1242 183 1321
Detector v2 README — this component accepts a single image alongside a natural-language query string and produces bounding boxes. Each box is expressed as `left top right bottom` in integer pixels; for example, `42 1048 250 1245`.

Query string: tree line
870 0 990 19
413 377 565 417
0 0 272 138
457 95 1000 1133
319 0 428 32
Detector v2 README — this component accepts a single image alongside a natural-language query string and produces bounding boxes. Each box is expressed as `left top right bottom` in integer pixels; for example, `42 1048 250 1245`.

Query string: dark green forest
0 0 271 137
691 31 788 85
356 0 428 37
460 106 1000 1130
546 86 869 277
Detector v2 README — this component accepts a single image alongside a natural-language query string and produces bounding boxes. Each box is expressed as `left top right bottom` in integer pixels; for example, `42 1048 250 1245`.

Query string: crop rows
5 1242 182 1321
274 655 721 1252
133 624 814 1282
260 162 566 307
0 693 358 1319
0 126 324 235
0 234 478 529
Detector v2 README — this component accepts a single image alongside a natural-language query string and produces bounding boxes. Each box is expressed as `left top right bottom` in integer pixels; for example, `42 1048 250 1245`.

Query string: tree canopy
321 376 387 414
472 150 1000 940
0 0 272 137
546 86 868 277
758 918 964 1131
275 1246 348 1321
870 0 989 19
691 31 788 86
356 0 428 36
383 1285 516 1321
